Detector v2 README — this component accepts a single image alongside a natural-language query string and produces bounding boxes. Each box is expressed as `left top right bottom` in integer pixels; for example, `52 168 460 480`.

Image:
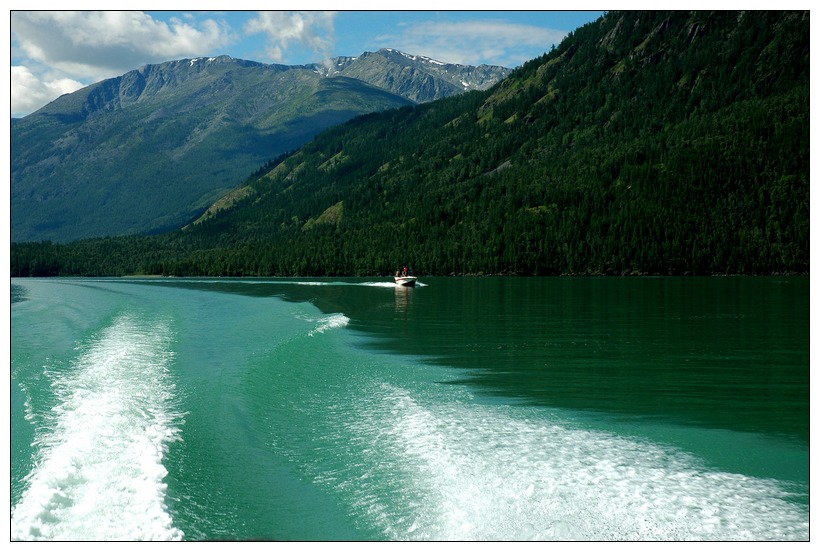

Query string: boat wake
314 382 809 541
307 313 351 336
362 282 401 288
121 277 427 289
11 313 185 541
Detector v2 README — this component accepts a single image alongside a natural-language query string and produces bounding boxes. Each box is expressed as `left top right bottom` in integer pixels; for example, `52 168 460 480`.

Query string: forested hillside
12 11 809 277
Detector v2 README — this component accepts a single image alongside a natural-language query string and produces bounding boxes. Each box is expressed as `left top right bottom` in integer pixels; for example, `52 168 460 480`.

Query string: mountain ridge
311 48 511 103
11 50 510 243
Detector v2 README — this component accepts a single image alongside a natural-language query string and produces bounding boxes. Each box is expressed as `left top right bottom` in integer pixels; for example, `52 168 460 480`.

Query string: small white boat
394 275 417 287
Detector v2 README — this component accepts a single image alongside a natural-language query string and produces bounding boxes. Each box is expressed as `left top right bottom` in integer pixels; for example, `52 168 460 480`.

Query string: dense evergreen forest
11 11 809 277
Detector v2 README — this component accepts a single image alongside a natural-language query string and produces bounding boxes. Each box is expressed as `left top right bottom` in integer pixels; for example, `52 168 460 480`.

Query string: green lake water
10 276 809 540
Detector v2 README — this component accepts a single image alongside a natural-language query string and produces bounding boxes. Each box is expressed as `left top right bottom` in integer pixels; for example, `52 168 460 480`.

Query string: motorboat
394 275 417 287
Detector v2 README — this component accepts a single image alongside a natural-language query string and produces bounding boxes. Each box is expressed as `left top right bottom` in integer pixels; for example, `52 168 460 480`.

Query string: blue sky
8 8 605 118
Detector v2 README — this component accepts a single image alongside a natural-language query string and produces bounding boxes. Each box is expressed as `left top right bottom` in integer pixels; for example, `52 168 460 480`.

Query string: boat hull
394 276 417 287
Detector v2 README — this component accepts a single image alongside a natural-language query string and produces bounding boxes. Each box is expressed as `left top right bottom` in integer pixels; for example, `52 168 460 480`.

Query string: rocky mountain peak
310 48 512 103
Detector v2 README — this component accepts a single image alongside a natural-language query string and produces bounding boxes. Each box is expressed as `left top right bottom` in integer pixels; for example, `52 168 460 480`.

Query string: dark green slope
12 11 809 277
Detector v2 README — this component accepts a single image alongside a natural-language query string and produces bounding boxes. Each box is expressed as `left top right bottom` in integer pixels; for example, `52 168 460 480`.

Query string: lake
10 276 809 540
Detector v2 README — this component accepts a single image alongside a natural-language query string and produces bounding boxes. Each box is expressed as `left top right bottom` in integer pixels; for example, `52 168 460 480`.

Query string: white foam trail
308 313 351 336
265 279 427 287
11 314 184 541
363 281 428 288
329 384 808 541
123 277 428 289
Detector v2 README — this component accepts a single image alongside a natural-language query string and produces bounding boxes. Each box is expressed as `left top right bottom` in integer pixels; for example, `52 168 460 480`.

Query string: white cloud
11 11 231 77
10 11 235 117
11 65 84 117
12 11 234 77
376 18 566 67
245 11 336 63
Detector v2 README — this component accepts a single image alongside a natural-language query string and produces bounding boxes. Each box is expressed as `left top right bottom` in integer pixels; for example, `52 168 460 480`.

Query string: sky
6 6 608 118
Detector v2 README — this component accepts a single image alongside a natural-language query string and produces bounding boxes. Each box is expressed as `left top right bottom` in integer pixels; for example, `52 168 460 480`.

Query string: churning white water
313 382 808 541
11 314 185 541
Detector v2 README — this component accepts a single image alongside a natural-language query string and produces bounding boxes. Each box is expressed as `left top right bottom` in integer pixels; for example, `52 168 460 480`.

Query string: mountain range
11 11 809 278
312 48 510 103
11 49 511 243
